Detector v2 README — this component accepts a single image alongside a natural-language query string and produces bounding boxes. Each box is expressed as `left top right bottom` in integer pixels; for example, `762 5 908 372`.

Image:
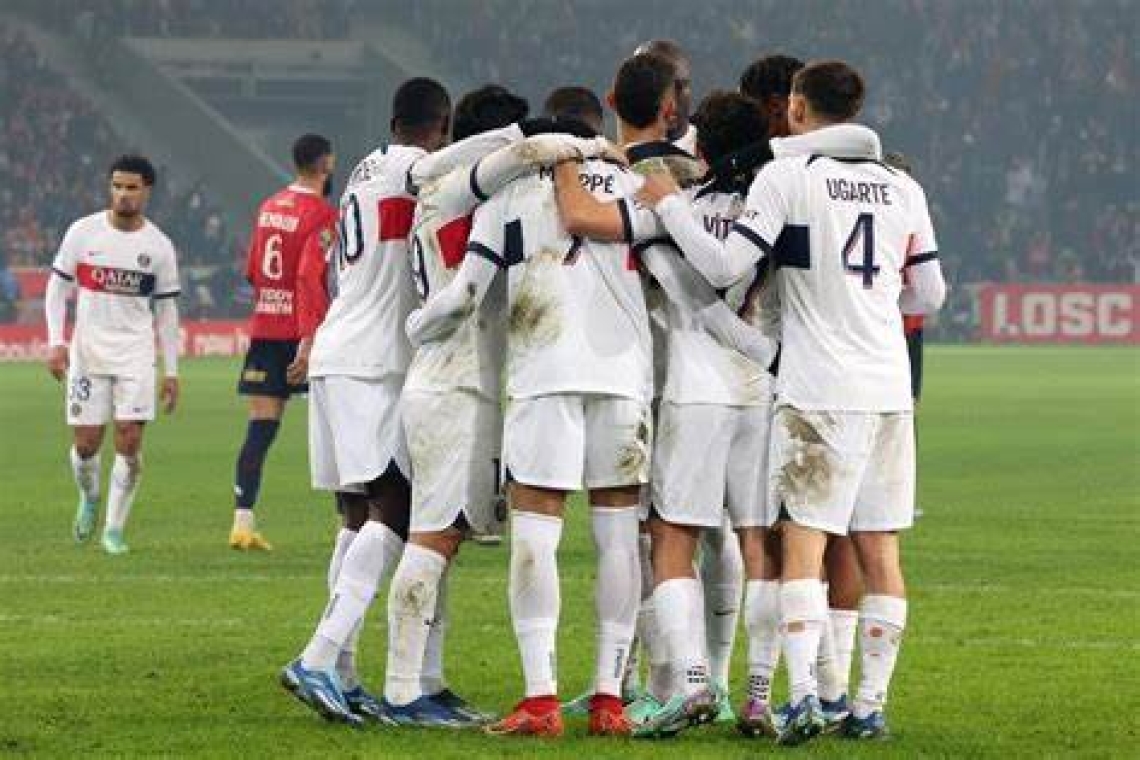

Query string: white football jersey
733 153 938 411
309 145 423 379
51 212 179 377
658 185 770 406
466 160 652 402
404 205 506 400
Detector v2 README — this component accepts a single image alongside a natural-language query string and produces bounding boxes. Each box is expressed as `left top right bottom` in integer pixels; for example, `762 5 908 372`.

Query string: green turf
0 346 1137 757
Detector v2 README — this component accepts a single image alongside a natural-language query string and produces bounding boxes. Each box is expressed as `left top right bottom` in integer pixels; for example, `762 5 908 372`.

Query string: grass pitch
0 346 1137 757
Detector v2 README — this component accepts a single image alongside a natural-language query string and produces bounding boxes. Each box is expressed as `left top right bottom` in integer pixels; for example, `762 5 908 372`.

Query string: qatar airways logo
77 263 156 296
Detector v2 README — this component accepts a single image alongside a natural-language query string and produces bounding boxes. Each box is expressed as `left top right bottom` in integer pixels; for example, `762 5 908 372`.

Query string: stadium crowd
0 1 1134 327
392 0 1137 288
11 0 352 40
0 23 245 318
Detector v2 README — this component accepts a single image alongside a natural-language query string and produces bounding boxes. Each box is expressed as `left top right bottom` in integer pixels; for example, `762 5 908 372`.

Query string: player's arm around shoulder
406 197 507 347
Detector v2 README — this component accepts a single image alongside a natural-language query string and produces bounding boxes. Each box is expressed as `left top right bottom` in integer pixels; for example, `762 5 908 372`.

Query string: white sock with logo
830 608 860 699
591 507 640 697
301 521 403 671
509 511 562 697
385 543 447 706
654 577 710 697
853 595 907 719
104 454 141 533
781 579 827 704
70 446 100 503
700 530 743 690
744 580 781 704
421 566 450 696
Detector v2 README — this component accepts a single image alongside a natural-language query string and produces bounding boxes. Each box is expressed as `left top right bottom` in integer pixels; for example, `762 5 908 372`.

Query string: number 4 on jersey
842 212 880 289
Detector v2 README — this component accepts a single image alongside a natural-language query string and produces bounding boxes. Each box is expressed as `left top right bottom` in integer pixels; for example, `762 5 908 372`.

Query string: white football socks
301 520 404 672
324 528 359 686
385 543 447 706
70 446 99 503
421 566 450 696
781 579 828 704
638 531 672 701
104 454 141 532
829 608 860 699
853 595 907 719
700 529 743 690
654 576 710 698
509 511 562 697
590 507 640 697
328 528 357 595
744 579 781 704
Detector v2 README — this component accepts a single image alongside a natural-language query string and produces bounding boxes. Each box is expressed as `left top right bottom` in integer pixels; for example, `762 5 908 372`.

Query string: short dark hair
792 60 865 123
612 52 676 129
543 86 604 133
739 54 805 102
108 154 156 186
452 85 529 141
292 133 333 173
391 77 451 133
692 91 768 165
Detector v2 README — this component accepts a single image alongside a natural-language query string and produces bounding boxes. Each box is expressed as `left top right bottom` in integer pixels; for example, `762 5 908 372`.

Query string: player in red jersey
229 134 337 550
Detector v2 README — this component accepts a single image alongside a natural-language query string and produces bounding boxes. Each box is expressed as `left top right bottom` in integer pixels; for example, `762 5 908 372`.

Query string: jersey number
335 193 364 269
261 234 283 280
841 212 881 289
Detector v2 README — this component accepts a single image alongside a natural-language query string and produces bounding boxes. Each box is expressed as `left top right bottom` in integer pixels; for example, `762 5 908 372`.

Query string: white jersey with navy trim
51 211 179 377
732 152 939 411
310 144 423 379
465 159 652 402
659 186 769 406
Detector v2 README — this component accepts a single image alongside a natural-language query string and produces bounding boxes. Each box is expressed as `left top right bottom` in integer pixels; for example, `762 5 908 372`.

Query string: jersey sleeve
50 221 83 281
295 210 335 337
730 161 793 258
154 238 181 299
903 183 939 267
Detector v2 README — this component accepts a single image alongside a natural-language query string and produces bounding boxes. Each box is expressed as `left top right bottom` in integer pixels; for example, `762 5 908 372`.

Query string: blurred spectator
0 254 19 322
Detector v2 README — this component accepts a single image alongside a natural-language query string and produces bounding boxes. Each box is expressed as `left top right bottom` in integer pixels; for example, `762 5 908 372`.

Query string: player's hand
637 171 681 209
161 376 179 414
286 339 311 385
47 345 68 381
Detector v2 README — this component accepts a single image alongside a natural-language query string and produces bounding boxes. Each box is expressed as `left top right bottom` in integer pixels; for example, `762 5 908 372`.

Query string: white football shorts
768 406 915 535
309 375 409 492
65 366 155 426
504 393 652 491
651 400 772 529
403 388 504 536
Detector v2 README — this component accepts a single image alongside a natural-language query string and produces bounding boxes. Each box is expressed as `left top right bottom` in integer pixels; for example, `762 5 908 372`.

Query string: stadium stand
0 0 1134 339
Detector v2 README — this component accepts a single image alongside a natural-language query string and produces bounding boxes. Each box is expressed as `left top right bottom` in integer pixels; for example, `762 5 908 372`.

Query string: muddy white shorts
504 393 652 491
403 387 504 535
768 405 915 535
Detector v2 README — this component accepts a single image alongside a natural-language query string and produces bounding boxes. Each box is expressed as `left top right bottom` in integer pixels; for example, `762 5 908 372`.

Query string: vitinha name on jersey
77 263 157 296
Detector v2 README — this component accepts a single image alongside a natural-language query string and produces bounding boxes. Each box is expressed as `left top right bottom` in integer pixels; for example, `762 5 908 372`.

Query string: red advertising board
0 320 251 361
979 284 1138 344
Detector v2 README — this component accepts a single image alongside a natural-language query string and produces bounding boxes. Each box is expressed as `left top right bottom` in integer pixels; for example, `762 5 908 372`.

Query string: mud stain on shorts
776 410 832 507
